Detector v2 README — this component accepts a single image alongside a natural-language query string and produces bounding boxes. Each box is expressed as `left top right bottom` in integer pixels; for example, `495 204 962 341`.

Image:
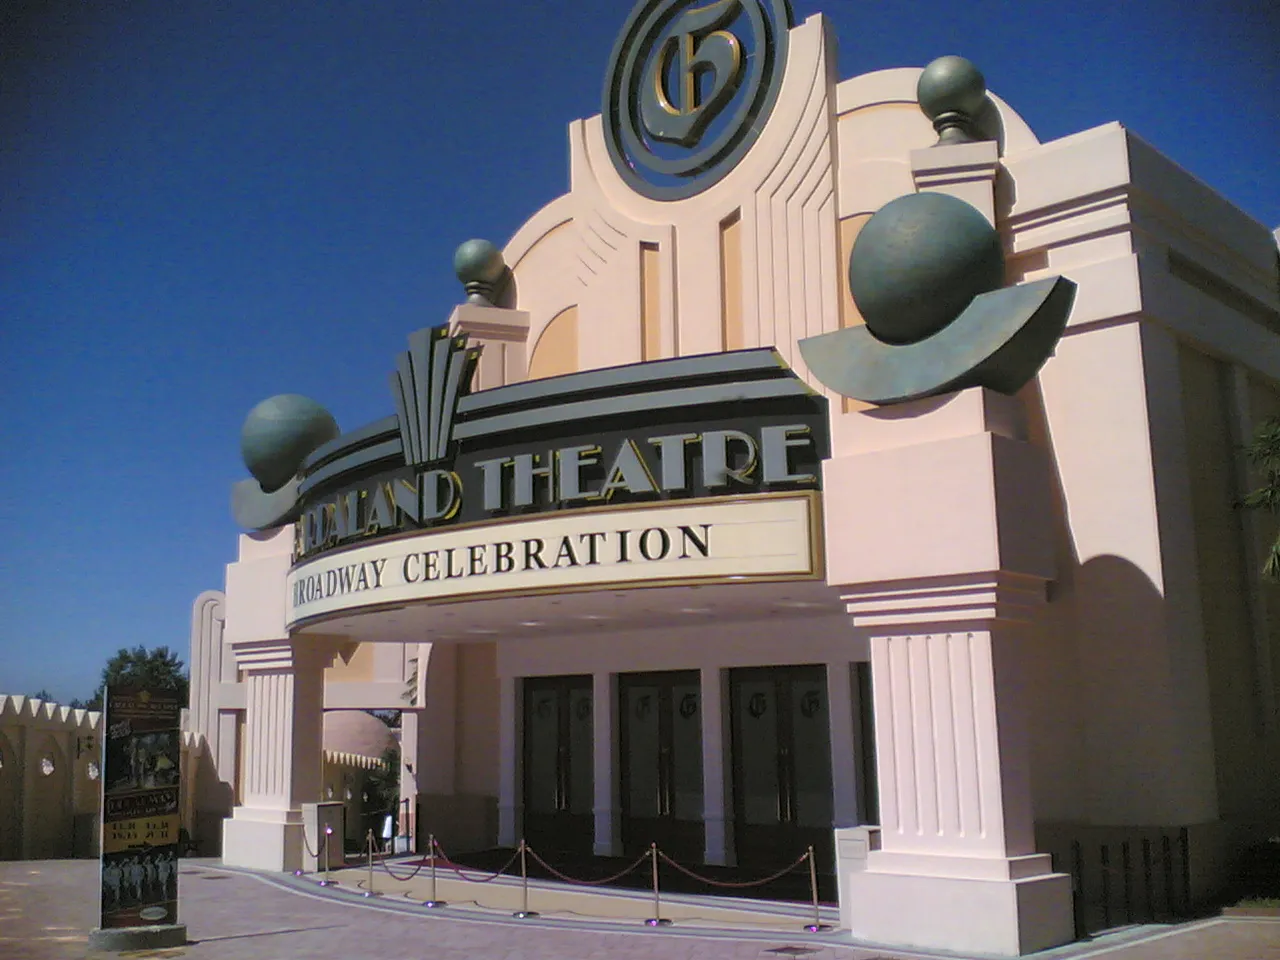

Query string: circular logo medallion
603 0 793 200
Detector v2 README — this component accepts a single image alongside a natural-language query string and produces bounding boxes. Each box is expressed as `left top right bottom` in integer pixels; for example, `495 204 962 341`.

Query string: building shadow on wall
191 749 233 857
1019 379 1208 936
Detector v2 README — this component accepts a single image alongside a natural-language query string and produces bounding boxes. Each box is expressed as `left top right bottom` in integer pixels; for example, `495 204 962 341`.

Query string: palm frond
1240 482 1280 513
1240 417 1280 582
1244 417 1280 468
1264 538 1280 583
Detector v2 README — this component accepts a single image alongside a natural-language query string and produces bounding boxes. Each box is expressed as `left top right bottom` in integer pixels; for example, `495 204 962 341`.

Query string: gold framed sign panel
287 491 823 629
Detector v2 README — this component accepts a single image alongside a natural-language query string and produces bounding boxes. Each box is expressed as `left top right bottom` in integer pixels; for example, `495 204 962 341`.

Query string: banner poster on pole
99 686 182 929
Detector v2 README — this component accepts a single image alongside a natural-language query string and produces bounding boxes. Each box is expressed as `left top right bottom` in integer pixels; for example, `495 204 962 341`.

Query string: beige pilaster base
498 803 519 848
703 815 731 866
844 863 1073 957
593 807 621 858
221 810 305 873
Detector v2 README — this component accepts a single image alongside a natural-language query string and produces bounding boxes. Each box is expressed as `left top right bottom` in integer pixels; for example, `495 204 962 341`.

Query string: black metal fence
1050 828 1192 937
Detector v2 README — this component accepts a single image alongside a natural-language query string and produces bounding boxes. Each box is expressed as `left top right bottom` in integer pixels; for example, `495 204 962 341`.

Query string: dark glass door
522 675 593 857
730 665 834 872
619 671 704 862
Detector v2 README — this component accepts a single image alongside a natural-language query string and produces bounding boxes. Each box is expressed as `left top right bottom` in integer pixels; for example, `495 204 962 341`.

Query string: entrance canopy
291 577 847 645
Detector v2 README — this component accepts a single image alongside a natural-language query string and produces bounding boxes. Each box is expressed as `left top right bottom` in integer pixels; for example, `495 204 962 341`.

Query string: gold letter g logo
639 0 745 148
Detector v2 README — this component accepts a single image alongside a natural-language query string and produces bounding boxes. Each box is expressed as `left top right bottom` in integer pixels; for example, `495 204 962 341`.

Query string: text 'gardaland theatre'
188 0 1280 954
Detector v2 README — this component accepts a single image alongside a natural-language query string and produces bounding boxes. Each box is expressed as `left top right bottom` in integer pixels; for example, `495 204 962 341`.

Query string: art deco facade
183 5 1280 955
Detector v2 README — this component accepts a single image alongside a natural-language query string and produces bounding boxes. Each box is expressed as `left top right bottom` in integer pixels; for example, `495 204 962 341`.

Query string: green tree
84 645 189 709
362 745 402 846
27 688 53 701
363 745 401 813
1242 415 1280 581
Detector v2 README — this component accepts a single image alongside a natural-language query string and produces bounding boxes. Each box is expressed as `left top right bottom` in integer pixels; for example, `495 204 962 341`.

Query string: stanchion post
317 825 337 886
294 822 310 876
513 839 539 919
803 846 831 932
645 842 672 927
424 833 447 908
362 829 381 898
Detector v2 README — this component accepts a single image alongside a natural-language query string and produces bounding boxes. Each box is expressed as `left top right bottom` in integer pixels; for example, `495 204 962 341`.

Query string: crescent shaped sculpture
798 56 1078 406
799 275 1075 405
798 187 1076 405
231 475 303 531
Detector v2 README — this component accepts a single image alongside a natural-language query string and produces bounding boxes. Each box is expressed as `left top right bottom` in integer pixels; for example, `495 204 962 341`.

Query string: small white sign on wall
286 493 819 627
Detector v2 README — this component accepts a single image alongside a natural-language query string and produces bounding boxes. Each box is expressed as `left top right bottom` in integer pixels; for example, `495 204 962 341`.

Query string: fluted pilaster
842 573 1045 869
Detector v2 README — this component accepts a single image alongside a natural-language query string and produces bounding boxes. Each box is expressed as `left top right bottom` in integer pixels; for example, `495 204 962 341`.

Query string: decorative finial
453 239 509 306
917 56 988 146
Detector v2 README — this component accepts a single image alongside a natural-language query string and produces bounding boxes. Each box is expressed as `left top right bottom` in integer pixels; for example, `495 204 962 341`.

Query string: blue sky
2 0 1277 703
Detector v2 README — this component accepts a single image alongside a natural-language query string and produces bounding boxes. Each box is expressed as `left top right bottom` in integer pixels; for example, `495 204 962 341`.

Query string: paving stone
2 859 1278 960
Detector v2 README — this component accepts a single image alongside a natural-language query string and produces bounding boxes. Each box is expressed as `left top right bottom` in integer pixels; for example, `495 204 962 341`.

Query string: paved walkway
2 859 1279 960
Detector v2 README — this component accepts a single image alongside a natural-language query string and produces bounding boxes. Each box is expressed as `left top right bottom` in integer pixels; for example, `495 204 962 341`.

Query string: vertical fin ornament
389 327 480 466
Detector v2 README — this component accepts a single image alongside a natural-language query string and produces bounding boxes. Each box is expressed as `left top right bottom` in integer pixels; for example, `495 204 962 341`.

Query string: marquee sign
297 418 820 558
288 493 818 626
233 332 829 586
603 0 794 199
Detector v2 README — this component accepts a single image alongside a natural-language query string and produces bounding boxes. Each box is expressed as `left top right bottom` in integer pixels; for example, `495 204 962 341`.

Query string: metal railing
1053 828 1193 936
299 833 833 933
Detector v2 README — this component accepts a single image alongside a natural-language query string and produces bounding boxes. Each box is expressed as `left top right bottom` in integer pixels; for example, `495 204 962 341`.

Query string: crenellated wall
0 698 214 861
0 696 101 860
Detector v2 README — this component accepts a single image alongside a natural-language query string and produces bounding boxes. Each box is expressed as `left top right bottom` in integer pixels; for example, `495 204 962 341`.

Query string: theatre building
186 1 1280 954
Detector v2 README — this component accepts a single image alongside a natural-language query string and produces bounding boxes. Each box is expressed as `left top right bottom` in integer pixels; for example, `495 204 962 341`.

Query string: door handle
779 745 795 823
659 747 671 818
556 742 569 812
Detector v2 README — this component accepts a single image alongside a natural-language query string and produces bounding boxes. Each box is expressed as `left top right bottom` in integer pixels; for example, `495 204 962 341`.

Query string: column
215 710 238 803
825 661 859 828
497 674 520 847
840 579 1072 955
592 672 620 856
446 303 530 389
1228 364 1275 733
404 642 457 848
187 591 226 765
910 140 1000 225
700 667 732 866
221 638 335 872
823 387 1072 956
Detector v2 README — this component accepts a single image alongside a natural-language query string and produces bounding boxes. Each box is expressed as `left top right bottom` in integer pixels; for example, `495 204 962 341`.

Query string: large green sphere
848 192 1005 345
240 394 339 493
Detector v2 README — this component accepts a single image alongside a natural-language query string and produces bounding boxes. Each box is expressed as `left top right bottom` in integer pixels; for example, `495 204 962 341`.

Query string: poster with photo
100 686 182 929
